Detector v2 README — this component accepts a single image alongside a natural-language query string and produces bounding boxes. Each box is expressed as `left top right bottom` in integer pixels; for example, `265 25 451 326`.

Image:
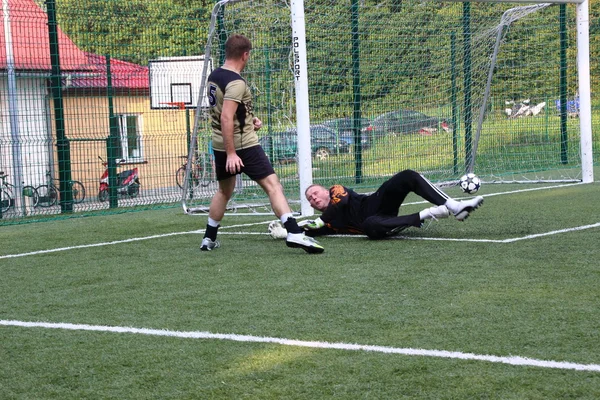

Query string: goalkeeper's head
305 184 330 211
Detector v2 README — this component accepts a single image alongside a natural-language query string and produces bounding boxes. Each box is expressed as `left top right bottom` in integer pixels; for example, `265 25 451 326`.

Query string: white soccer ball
459 173 481 194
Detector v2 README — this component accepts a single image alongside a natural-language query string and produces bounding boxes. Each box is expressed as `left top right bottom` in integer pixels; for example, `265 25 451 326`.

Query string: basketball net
160 102 187 123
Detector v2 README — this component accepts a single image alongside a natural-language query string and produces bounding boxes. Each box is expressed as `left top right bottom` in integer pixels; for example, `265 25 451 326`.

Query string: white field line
311 223 600 243
0 221 271 260
387 181 585 207
0 231 193 259
500 222 600 243
397 222 600 243
220 222 600 244
3 220 600 260
1 319 599 373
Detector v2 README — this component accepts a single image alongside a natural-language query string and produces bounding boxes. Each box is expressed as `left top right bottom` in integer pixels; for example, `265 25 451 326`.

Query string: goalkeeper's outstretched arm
268 219 335 239
299 217 334 237
304 226 335 237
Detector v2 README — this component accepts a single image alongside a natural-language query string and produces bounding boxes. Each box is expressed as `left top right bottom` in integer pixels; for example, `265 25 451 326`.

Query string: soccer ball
459 173 481 194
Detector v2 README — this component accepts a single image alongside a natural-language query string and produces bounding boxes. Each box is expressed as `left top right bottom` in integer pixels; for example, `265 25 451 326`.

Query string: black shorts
213 145 275 182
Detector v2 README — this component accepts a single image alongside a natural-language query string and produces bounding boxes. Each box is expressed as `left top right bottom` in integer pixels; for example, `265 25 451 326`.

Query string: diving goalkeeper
269 169 483 240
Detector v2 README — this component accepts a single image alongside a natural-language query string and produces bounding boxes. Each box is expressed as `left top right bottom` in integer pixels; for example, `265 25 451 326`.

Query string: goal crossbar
443 0 584 4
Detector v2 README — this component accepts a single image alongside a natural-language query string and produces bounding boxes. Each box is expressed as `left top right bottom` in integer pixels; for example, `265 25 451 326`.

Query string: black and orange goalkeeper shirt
320 185 370 234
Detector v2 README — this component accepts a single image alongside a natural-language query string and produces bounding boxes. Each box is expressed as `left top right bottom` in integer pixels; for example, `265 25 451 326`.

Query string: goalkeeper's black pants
361 169 449 239
362 213 422 240
364 169 449 217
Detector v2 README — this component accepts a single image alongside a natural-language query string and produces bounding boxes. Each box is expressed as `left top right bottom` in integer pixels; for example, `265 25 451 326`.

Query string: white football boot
200 237 221 251
285 233 325 254
453 196 484 221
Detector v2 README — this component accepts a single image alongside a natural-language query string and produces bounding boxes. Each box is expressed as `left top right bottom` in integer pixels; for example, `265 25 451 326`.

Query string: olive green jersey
206 67 259 151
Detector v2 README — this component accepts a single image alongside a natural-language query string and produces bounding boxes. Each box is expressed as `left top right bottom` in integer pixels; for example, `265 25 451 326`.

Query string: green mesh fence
0 0 598 224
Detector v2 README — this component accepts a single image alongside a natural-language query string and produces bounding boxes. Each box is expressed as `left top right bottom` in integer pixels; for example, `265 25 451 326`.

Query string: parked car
370 109 452 137
321 117 373 149
259 125 350 163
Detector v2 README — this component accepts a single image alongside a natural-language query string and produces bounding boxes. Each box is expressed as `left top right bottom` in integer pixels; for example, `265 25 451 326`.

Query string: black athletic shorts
213 145 275 182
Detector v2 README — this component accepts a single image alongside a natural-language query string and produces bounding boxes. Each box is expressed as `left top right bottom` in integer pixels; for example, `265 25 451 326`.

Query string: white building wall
0 76 50 187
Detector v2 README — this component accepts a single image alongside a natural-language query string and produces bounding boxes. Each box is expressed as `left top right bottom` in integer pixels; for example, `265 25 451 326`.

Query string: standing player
201 34 324 254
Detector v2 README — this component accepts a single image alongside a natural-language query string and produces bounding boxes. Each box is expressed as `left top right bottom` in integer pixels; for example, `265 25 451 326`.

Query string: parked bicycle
0 171 40 213
175 153 215 189
36 170 86 207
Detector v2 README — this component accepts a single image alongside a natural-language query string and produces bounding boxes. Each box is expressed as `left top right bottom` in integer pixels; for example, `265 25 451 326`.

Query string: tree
54 0 211 65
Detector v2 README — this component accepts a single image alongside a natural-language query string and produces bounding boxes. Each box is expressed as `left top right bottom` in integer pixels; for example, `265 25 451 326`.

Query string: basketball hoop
159 102 187 110
159 102 188 123
148 56 211 110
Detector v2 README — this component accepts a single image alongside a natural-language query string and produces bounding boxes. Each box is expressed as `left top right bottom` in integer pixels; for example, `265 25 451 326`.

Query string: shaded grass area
1 182 600 398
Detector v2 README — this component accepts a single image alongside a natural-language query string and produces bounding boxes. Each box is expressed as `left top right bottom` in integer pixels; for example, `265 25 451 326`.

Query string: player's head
225 34 252 62
305 184 330 211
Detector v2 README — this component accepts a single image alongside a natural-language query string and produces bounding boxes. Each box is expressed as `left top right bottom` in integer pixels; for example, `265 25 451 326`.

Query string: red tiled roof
0 0 89 70
69 53 149 89
0 0 148 89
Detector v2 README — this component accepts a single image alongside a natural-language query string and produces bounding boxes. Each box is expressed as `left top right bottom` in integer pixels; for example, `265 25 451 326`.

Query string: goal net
182 0 593 215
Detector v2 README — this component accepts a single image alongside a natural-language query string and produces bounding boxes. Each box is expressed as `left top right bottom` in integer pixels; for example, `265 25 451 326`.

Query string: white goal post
182 0 315 216
574 0 593 183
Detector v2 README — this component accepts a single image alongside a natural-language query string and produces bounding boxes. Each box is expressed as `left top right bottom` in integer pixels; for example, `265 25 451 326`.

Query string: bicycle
175 153 215 189
36 170 86 207
0 171 40 213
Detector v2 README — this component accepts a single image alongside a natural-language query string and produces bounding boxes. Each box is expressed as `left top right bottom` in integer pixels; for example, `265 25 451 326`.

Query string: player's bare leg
201 176 236 251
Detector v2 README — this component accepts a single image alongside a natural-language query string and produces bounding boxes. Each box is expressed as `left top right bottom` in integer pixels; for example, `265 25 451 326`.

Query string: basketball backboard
149 56 212 110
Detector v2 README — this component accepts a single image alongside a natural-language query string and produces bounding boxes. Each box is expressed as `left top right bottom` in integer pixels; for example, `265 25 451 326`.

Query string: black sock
283 217 302 234
204 224 219 241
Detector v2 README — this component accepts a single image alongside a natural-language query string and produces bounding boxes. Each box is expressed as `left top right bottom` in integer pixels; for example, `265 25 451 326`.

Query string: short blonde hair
304 184 326 197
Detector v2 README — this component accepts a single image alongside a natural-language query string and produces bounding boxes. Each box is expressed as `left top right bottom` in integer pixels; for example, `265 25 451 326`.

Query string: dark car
370 110 452 137
259 125 350 163
321 117 373 150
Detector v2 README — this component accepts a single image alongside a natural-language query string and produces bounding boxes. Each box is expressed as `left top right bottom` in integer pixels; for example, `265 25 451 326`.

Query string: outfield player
201 34 324 254
270 169 483 240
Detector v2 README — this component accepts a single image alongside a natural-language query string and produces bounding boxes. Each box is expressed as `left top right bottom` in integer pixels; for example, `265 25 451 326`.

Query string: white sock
444 199 460 214
419 207 432 220
280 212 294 224
207 217 220 227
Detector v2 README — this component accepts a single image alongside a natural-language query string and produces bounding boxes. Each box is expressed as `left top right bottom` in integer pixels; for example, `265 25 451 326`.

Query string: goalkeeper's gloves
299 217 325 230
268 220 288 239
270 219 324 238
297 219 312 228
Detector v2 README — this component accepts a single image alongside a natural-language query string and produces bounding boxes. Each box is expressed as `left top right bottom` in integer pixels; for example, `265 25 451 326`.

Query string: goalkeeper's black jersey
320 185 370 234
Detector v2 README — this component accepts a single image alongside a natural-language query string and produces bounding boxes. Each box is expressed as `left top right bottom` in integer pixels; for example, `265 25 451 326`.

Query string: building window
117 114 143 161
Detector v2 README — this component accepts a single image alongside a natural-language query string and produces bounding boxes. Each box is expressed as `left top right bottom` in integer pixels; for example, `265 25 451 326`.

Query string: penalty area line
4 220 599 260
500 222 600 243
0 231 195 260
1 319 599 373
320 221 600 243
0 220 276 260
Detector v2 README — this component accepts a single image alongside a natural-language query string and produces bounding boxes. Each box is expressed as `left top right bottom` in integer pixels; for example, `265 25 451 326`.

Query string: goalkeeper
269 169 483 240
